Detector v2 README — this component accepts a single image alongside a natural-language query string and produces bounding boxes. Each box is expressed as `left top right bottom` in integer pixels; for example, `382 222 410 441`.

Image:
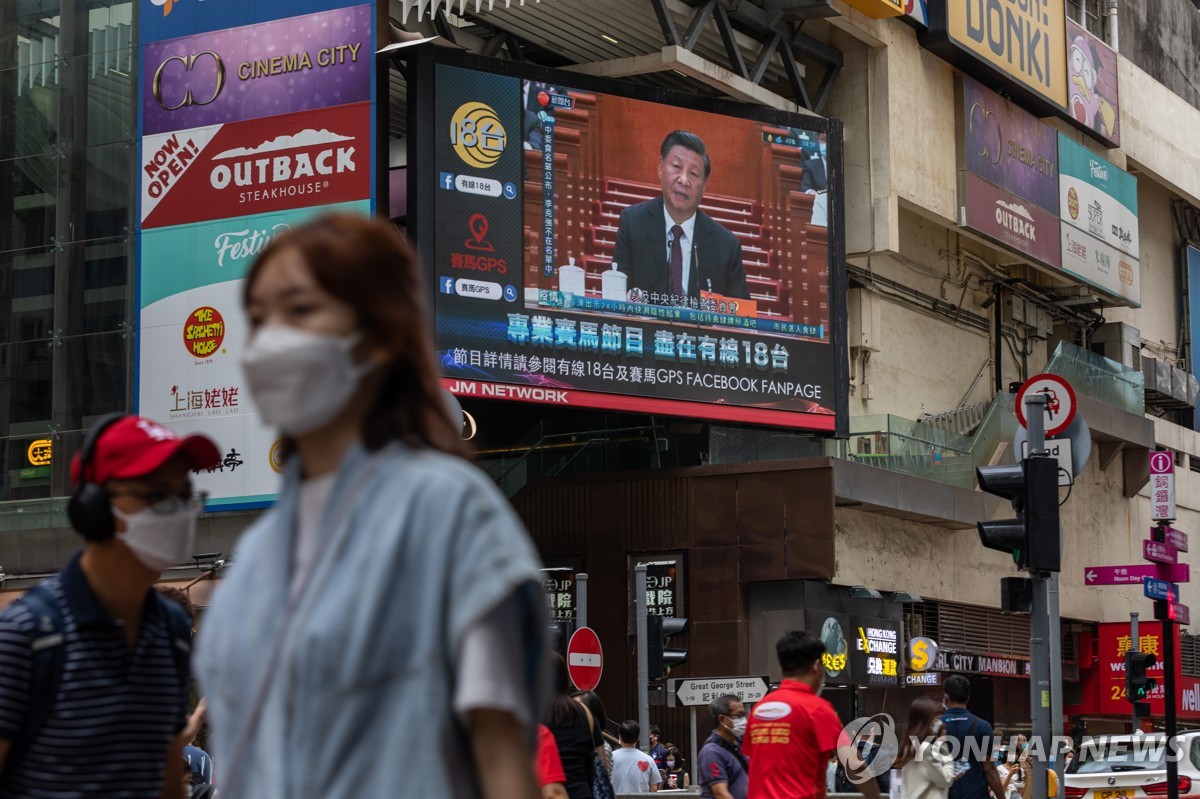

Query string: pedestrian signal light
1125 651 1157 701
647 614 688 680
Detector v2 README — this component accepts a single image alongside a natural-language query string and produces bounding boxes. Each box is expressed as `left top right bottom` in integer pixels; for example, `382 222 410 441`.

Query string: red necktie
669 224 684 298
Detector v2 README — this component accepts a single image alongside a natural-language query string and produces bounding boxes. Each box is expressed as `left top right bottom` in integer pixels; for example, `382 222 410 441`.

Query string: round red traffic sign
567 626 603 692
1015 373 1077 438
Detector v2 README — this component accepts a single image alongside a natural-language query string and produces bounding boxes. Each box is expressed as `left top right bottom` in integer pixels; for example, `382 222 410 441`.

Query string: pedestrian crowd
0 213 1035 799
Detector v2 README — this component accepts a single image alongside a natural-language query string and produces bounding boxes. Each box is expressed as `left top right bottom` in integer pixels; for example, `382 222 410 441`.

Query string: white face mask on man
241 326 376 437
112 503 197 573
724 716 748 739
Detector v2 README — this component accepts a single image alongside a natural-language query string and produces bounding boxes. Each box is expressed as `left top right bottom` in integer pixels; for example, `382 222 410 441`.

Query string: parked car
1065 733 1200 799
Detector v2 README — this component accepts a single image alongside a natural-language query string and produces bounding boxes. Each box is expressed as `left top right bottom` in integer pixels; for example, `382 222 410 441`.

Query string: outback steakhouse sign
140 102 371 229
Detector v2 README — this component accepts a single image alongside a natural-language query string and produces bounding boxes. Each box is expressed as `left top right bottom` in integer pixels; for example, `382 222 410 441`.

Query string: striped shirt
0 553 188 798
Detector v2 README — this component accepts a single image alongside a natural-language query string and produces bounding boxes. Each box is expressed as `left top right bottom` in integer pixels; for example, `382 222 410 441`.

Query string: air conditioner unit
1090 322 1141 370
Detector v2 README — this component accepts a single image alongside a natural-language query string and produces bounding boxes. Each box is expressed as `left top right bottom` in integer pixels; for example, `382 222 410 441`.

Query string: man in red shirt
745 630 883 799
535 724 568 799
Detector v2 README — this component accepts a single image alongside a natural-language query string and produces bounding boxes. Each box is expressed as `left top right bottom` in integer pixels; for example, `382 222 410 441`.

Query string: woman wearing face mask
894 697 953 799
194 214 549 799
663 747 690 790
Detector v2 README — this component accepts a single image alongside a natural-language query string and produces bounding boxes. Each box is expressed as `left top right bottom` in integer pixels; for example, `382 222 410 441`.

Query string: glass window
0 7 62 72
1 246 55 345
87 48 135 147
0 65 62 159
83 143 134 241
0 338 54 431
61 330 131 421
0 155 59 252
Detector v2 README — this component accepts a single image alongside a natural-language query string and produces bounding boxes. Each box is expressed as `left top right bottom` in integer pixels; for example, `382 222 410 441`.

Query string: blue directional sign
1143 577 1180 602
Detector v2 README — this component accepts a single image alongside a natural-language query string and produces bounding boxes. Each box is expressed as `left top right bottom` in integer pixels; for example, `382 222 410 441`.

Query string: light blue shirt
195 442 548 799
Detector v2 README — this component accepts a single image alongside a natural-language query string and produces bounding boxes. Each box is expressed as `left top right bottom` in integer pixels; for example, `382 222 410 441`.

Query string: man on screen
613 131 749 304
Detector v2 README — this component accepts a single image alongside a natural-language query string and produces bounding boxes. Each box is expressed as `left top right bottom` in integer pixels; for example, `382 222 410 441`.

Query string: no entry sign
567 627 603 692
1015 374 1077 438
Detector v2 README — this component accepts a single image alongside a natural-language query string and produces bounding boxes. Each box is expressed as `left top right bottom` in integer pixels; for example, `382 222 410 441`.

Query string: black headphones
67 413 129 541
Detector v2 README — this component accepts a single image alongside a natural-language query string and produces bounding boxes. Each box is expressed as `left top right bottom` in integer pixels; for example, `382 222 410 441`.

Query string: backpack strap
154 593 193 711
10 585 67 758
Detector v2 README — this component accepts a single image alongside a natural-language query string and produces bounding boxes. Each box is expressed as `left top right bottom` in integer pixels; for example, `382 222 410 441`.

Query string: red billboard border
442 378 838 431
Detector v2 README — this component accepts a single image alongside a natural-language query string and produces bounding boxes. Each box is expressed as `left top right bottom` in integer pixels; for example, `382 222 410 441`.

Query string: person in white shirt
894 697 955 799
610 720 661 794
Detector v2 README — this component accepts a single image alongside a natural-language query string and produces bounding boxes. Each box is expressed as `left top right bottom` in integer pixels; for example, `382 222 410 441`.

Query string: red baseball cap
71 416 221 485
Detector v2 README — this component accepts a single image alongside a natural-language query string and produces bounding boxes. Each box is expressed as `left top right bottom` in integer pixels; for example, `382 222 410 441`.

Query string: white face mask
725 717 747 739
112 504 197 573
241 326 375 436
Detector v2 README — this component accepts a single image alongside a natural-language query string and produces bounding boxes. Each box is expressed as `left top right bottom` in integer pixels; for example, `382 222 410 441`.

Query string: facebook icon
439 172 456 190
439 277 455 295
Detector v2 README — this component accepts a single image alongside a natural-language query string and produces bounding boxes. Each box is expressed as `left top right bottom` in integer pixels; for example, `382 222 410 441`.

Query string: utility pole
635 563 650 751
1025 393 1051 799
1131 612 1140 730
577 572 588 630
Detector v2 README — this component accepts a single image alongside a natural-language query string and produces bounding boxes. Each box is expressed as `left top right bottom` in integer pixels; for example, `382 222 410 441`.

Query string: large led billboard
407 50 848 434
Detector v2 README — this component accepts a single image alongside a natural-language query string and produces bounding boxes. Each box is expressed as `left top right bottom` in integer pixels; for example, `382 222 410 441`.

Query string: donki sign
140 103 371 229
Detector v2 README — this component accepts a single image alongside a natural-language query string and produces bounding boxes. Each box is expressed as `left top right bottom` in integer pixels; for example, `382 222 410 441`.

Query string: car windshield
1069 739 1168 774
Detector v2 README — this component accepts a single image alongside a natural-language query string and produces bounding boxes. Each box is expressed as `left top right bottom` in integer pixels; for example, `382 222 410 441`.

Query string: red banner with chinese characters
1093 621 1200 719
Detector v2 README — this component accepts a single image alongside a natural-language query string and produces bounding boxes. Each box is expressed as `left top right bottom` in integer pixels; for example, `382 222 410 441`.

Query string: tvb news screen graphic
421 57 846 432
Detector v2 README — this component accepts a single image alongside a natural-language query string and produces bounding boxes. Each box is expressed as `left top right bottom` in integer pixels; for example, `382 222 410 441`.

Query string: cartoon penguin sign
1067 20 1119 144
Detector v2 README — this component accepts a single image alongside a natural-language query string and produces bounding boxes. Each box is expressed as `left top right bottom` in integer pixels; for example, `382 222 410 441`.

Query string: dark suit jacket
612 197 749 300
799 153 828 192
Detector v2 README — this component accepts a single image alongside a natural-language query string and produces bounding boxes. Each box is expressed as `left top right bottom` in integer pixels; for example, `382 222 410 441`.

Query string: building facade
5 0 1200 751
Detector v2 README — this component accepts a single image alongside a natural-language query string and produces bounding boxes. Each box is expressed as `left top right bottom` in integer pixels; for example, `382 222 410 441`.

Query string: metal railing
1045 340 1144 416
825 392 1020 489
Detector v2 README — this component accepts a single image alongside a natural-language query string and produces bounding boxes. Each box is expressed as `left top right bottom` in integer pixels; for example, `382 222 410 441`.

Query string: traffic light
976 457 1061 572
647 614 688 680
549 620 575 659
1126 651 1157 701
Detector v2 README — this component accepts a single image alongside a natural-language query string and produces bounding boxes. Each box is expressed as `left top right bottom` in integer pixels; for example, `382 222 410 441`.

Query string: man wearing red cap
0 415 220 799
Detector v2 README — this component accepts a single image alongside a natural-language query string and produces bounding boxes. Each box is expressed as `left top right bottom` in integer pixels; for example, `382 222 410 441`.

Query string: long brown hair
244 213 467 457
894 696 944 769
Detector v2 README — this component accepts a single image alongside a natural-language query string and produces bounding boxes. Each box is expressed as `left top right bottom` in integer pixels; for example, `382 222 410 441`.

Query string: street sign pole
1049 571 1065 791
690 706 699 789
577 572 588 630
1131 612 1140 730
1166 611 1178 799
635 563 650 751
1026 393 1050 799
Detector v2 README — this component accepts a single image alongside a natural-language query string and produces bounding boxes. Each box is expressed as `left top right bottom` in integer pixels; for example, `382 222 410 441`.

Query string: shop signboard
1097 621 1167 715
960 172 1061 268
925 1 1069 114
959 76 1059 216
1057 134 1139 305
806 610 854 686
849 615 901 686
137 202 369 509
1066 20 1120 147
141 5 373 136
136 0 379 509
140 103 373 230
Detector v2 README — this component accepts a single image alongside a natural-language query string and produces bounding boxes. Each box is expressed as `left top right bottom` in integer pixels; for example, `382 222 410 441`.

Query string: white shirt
663 206 697 296
611 746 662 793
291 469 530 725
